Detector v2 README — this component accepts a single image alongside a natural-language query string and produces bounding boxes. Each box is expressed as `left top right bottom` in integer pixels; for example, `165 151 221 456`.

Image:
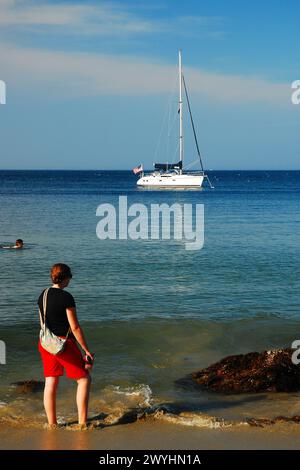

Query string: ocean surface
0 170 300 428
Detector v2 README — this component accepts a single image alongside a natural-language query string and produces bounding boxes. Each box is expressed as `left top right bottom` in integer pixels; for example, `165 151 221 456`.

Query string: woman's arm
66 307 93 360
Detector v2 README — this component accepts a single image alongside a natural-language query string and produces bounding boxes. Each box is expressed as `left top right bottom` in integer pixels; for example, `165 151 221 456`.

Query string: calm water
0 170 300 425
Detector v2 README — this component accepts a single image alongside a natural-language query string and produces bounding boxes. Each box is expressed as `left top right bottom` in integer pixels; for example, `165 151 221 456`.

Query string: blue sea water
0 170 300 424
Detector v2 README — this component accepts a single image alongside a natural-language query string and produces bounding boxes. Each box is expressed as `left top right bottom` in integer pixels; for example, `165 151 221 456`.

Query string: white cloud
0 43 290 105
0 1 224 37
0 2 289 105
0 1 157 34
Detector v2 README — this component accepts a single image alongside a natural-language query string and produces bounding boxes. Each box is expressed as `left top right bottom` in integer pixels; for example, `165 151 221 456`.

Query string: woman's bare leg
76 375 91 425
44 377 59 425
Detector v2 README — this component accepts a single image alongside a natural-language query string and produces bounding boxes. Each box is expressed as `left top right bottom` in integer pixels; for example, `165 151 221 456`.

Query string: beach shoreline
0 419 300 450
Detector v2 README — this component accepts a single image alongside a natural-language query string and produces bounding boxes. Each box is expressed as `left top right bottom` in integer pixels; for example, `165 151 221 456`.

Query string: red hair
50 263 72 284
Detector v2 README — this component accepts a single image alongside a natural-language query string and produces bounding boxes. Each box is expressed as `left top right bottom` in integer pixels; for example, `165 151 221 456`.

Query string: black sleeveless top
38 288 76 337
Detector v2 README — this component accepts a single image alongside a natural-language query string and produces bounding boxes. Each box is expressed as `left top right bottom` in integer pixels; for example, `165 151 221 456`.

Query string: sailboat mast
179 50 183 174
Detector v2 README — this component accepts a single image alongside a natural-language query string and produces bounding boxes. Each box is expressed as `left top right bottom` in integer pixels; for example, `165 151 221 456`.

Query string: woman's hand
83 351 94 370
84 351 94 362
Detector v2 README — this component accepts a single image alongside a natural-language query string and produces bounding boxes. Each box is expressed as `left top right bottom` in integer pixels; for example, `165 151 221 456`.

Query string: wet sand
0 420 300 450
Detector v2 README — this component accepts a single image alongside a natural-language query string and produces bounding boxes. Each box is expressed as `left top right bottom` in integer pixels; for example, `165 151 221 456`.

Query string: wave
105 384 153 407
1 385 300 431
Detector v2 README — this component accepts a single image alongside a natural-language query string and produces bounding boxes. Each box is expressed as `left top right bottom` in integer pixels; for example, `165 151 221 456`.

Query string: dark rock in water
191 348 300 393
11 380 44 393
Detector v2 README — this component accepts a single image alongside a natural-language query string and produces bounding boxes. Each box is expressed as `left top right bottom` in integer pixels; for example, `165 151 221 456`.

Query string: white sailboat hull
137 172 204 188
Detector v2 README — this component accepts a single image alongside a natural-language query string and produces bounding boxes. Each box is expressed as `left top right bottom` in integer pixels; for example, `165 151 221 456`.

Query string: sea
0 170 300 429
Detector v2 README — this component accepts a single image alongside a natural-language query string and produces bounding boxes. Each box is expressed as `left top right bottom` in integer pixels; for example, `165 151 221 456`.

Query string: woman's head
50 263 73 287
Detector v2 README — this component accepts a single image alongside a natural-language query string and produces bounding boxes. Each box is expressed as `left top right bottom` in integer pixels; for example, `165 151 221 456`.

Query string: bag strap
39 288 49 328
65 325 71 339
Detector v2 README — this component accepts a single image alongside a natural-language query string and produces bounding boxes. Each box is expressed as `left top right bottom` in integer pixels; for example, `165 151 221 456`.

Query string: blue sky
0 0 299 170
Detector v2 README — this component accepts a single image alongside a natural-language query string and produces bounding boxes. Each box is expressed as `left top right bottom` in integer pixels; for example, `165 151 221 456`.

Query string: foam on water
106 384 153 407
148 409 236 429
1 386 300 432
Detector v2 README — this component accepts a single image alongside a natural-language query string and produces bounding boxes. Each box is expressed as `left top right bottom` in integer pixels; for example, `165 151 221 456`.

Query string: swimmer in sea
0 239 24 249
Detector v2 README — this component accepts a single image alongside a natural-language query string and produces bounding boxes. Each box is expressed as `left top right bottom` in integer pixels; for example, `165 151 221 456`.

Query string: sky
0 0 299 170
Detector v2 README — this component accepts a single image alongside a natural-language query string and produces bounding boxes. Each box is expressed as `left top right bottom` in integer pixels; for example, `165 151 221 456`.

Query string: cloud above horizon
0 1 291 106
0 43 290 105
0 0 225 37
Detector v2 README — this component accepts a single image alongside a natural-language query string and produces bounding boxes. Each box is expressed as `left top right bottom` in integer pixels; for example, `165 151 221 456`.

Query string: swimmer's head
51 263 73 288
15 239 23 249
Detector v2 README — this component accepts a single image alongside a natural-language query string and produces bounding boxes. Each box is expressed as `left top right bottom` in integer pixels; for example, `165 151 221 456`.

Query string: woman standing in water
38 263 93 428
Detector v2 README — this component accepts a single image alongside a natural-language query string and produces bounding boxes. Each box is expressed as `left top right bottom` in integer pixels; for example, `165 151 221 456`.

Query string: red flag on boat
132 164 143 175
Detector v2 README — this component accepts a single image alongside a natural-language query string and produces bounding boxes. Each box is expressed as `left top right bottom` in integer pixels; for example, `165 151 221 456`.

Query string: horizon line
1 168 300 172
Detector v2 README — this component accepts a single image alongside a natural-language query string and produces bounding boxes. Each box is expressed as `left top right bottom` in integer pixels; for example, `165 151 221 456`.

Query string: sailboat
136 51 213 189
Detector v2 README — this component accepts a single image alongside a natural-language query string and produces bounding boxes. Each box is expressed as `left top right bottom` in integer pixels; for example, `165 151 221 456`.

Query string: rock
11 380 44 393
191 348 300 393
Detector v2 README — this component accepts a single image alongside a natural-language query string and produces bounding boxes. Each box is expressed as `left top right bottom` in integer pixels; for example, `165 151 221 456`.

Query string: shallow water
0 170 300 425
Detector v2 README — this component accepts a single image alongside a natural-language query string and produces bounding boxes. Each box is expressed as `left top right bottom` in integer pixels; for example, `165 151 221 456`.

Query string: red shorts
38 338 88 380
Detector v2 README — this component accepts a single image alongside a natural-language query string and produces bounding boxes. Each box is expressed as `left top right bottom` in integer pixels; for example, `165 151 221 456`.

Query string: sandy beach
0 419 300 450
